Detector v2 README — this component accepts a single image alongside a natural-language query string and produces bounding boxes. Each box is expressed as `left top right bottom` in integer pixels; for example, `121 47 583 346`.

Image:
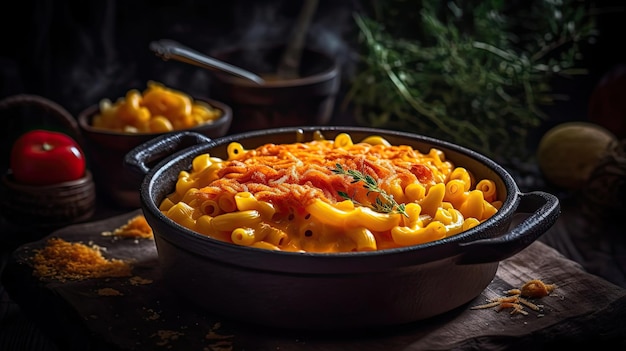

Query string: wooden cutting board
3 210 626 351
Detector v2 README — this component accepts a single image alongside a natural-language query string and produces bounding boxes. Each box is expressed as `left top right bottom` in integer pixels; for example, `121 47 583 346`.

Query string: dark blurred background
1 0 625 202
1 0 625 121
0 0 362 117
0 0 624 188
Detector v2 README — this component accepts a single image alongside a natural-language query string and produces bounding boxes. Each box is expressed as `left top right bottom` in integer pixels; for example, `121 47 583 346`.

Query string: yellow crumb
97 288 123 296
520 279 557 298
110 215 154 239
205 322 234 350
32 238 132 281
143 308 160 321
153 330 184 346
471 278 556 316
129 276 153 285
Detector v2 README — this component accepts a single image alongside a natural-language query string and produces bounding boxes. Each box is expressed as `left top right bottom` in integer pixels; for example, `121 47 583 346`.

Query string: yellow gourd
537 122 618 190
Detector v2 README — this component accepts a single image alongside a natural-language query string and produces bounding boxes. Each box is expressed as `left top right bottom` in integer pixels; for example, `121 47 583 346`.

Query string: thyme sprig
331 163 408 217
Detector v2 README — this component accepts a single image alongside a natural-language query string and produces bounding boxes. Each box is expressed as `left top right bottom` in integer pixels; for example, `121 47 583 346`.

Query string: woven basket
0 94 96 229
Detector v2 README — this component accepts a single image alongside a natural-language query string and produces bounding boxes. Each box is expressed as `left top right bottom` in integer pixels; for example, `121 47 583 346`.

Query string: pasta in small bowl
125 126 560 330
78 81 232 208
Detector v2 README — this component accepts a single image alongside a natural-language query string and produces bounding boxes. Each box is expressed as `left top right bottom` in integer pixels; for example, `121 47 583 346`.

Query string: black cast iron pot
124 126 560 330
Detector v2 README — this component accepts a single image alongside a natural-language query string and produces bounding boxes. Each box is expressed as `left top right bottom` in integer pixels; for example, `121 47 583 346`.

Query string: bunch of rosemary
344 0 596 161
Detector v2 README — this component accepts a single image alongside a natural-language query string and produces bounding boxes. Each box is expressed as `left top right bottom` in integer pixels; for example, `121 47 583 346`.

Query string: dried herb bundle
345 0 597 161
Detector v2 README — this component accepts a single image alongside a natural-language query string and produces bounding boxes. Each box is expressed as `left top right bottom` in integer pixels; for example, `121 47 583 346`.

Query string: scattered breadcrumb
205 322 234 351
129 276 153 285
32 237 132 281
518 279 557 298
143 308 160 321
152 330 184 347
205 322 233 341
204 340 234 351
103 215 154 239
97 287 123 296
471 278 557 316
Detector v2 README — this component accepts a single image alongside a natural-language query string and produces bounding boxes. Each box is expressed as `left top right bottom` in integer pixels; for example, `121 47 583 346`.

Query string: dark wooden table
2 193 626 351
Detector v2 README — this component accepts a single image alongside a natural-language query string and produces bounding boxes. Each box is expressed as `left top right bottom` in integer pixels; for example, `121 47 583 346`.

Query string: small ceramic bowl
78 97 232 209
210 45 340 133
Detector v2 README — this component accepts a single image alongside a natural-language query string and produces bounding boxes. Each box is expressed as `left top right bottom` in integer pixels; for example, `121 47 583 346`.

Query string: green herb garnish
332 163 408 217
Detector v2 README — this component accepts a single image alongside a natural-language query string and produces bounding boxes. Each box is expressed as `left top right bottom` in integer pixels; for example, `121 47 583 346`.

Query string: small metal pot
125 126 560 330
209 45 340 134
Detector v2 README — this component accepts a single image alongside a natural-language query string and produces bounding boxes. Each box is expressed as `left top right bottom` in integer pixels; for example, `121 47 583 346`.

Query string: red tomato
10 129 86 185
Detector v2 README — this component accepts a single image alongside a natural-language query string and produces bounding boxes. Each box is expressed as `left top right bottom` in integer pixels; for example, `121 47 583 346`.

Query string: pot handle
456 191 560 265
124 131 213 176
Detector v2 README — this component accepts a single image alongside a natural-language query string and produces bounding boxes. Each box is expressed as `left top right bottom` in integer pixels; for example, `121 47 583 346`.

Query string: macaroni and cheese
160 133 502 252
92 81 223 133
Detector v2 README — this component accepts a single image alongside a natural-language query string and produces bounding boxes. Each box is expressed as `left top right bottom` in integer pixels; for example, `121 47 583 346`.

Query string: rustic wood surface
2 209 625 351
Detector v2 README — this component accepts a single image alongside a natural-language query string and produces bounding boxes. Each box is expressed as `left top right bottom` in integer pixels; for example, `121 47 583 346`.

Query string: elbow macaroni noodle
160 133 503 253
92 81 223 133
